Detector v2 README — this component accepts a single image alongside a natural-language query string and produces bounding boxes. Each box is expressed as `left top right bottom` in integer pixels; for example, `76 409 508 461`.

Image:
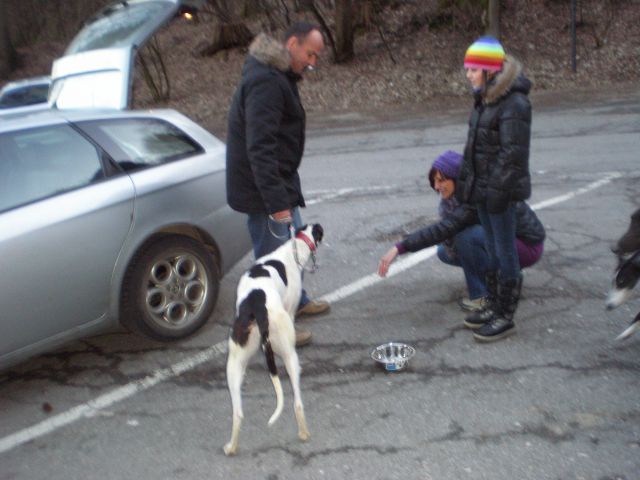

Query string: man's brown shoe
295 328 312 347
296 299 330 318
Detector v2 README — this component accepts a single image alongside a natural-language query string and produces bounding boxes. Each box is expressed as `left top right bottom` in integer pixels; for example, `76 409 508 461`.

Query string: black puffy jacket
457 56 532 213
399 200 545 254
226 33 306 214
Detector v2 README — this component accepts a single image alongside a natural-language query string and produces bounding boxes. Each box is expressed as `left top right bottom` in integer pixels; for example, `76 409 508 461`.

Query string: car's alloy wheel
121 236 220 341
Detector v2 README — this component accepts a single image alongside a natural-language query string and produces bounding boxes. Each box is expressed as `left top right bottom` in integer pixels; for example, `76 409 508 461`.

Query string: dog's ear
312 224 323 245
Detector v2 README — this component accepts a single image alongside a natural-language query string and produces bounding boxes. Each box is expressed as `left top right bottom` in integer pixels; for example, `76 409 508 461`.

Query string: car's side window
86 118 203 171
0 125 104 213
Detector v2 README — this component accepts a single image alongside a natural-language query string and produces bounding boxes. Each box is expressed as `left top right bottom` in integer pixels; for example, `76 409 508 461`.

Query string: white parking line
0 171 622 455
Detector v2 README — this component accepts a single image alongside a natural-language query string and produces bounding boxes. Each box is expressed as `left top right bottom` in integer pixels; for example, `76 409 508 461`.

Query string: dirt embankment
4 1 639 137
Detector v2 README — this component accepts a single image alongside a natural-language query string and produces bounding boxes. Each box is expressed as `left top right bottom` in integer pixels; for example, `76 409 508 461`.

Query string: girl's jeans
438 223 544 300
476 202 521 282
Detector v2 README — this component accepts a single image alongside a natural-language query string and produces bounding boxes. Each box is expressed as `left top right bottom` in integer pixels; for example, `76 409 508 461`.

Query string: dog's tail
242 289 284 425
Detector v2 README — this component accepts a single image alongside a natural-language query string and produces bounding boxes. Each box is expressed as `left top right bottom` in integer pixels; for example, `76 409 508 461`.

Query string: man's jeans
476 202 521 282
246 207 310 306
437 224 489 300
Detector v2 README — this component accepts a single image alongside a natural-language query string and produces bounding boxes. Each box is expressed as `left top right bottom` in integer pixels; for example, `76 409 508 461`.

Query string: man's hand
378 246 399 277
270 209 293 223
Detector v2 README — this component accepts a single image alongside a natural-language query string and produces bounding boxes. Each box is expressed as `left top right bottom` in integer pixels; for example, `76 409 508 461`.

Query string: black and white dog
224 224 323 456
606 208 640 341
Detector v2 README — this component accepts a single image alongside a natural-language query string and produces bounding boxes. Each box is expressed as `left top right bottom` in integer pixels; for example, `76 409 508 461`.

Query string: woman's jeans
476 202 521 282
246 207 310 306
437 222 543 300
437 225 489 300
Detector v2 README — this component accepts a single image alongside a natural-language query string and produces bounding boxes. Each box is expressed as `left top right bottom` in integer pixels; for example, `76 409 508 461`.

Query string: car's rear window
65 1 171 54
0 84 50 109
82 118 204 171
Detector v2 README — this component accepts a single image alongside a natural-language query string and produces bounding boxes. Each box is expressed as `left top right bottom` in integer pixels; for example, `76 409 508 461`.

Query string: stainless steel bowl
370 342 416 371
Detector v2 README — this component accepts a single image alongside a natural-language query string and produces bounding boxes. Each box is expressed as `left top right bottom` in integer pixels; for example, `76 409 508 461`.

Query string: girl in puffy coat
456 36 533 342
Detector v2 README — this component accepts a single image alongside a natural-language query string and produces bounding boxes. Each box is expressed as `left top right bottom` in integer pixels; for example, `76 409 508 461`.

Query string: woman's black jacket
456 56 532 214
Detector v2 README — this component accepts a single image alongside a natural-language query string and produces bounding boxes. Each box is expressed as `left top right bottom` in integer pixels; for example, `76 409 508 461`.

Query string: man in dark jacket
226 23 328 346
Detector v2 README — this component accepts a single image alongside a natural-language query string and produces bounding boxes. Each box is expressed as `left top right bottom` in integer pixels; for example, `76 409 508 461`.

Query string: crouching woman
377 150 544 328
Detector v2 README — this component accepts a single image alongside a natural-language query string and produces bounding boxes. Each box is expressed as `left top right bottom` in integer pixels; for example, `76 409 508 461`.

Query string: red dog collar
296 231 316 252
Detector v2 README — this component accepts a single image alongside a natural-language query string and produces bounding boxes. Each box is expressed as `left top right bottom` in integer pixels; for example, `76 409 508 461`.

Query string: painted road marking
0 171 622 455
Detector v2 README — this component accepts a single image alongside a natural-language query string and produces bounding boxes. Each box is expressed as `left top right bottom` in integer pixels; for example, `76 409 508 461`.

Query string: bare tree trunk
137 37 171 102
198 22 254 56
487 0 500 38
198 0 254 56
335 0 354 63
300 0 338 62
0 0 18 78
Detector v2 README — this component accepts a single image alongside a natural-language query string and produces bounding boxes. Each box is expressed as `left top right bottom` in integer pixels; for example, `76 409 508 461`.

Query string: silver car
0 0 250 369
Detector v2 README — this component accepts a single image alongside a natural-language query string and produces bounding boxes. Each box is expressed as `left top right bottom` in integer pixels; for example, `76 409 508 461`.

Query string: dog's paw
298 429 310 442
223 443 237 456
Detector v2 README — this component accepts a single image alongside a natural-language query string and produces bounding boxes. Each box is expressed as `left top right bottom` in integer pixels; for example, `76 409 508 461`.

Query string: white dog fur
224 224 323 456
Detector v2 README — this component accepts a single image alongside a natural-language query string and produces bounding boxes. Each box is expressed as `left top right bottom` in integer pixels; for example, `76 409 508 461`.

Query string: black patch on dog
248 264 271 279
232 289 267 346
264 260 287 286
231 289 277 376
312 224 324 245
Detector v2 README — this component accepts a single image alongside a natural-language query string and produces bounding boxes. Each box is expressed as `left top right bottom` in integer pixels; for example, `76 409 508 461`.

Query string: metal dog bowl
370 342 416 372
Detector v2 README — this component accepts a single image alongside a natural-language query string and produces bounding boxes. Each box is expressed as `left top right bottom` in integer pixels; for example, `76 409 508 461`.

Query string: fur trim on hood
484 55 523 104
249 33 290 72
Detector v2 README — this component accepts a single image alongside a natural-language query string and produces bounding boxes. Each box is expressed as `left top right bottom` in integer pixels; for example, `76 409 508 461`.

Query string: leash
267 215 318 273
267 215 291 240
290 224 318 274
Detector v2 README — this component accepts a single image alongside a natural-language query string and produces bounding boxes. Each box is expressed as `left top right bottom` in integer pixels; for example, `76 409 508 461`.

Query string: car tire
120 235 220 341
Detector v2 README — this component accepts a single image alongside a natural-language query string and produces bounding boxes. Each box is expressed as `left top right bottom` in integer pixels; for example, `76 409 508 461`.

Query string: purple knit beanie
428 150 463 189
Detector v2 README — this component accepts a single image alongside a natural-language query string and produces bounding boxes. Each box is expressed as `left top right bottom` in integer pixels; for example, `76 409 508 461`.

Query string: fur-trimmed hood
484 55 530 104
248 33 291 72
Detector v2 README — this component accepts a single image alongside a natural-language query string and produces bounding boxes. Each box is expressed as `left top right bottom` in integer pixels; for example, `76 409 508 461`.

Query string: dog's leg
282 347 310 441
616 312 640 341
224 338 252 456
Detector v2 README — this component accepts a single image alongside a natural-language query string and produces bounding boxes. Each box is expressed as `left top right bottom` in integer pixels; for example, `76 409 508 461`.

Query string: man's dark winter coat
457 55 532 214
226 33 306 214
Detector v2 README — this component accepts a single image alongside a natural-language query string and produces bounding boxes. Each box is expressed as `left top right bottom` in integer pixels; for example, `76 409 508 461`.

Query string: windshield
65 1 173 54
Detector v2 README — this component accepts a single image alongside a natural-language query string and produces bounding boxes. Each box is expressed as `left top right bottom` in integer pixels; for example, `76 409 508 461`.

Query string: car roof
0 108 182 133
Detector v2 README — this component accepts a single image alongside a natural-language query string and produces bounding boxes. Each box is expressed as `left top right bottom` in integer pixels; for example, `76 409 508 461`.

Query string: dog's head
606 250 640 310
296 223 323 250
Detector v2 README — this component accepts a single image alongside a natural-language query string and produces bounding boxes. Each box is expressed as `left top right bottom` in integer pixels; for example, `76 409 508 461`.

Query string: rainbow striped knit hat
464 36 505 72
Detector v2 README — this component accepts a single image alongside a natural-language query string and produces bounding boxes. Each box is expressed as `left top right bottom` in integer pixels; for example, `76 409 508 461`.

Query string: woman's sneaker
472 317 515 342
463 307 496 329
458 296 488 312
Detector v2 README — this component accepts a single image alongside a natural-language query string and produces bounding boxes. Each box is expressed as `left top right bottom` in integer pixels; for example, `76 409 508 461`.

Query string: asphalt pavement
1 86 639 480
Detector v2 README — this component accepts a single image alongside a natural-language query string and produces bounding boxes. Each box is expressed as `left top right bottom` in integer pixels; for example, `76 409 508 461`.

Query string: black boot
464 271 499 329
473 274 522 342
